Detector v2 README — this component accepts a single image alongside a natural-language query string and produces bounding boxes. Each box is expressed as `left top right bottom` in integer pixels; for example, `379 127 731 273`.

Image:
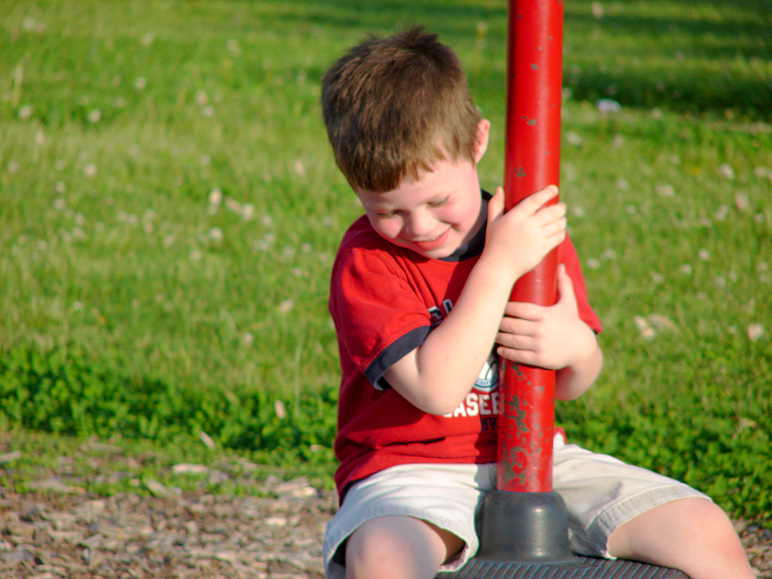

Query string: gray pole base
476 490 574 563
436 489 690 578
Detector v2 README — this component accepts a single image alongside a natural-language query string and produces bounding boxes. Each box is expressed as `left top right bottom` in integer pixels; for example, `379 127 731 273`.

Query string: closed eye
427 196 449 208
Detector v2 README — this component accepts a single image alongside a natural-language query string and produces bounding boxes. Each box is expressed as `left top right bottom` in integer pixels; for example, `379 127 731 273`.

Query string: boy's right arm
383 186 566 415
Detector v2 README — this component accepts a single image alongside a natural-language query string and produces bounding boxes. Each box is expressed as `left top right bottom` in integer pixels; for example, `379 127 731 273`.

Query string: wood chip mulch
1 476 334 579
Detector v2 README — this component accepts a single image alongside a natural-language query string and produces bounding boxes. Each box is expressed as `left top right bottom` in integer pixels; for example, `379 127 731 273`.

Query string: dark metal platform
439 556 689 578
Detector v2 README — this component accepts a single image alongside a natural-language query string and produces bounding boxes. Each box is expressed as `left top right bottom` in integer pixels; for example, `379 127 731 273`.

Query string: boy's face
355 121 490 260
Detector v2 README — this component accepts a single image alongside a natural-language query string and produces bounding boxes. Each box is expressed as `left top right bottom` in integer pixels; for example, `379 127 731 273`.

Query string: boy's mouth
410 229 451 252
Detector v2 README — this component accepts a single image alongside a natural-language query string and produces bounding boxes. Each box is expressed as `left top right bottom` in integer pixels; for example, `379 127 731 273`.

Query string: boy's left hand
495 264 596 371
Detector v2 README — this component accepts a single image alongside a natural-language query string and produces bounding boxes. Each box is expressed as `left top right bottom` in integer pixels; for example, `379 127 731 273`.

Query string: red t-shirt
329 209 602 499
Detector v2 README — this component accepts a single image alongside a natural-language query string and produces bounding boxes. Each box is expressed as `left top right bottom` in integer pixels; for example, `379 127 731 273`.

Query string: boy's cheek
369 219 401 242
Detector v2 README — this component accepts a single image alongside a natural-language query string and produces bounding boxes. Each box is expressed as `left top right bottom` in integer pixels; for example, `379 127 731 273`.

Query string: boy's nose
404 210 434 238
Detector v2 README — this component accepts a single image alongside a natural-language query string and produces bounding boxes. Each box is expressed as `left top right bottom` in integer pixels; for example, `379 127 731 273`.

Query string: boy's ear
474 119 491 164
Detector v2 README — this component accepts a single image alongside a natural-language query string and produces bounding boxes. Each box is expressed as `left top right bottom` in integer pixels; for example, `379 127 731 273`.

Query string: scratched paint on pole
498 361 556 490
498 0 564 493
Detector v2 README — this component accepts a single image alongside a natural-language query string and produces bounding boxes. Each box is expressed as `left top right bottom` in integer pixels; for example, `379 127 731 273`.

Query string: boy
320 27 753 579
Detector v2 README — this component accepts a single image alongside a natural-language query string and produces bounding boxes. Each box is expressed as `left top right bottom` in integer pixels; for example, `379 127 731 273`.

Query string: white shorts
323 441 710 578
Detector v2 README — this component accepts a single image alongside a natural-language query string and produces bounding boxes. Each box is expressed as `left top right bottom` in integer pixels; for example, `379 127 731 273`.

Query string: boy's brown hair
321 27 482 192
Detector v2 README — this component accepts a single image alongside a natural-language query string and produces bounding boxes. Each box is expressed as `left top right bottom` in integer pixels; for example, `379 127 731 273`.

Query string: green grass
0 429 333 497
1 0 771 520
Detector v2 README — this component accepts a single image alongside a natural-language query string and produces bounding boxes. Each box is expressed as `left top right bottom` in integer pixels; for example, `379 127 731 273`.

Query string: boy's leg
607 496 754 579
323 463 496 579
552 443 754 579
345 515 464 579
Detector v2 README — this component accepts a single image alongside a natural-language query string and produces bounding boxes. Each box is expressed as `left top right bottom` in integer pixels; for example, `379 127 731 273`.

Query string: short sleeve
558 237 603 334
329 246 433 387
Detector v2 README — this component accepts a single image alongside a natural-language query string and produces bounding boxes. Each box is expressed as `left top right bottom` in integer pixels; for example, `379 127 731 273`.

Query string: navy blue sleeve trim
364 326 432 390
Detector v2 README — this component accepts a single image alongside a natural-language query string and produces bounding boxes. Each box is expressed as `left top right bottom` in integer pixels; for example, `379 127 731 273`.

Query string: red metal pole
498 0 564 493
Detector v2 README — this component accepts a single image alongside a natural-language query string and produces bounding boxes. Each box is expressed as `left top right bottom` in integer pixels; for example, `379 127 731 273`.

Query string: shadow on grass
277 0 771 120
563 1 772 119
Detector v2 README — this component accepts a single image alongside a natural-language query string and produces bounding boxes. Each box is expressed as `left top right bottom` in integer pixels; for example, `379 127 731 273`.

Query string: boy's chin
409 244 459 259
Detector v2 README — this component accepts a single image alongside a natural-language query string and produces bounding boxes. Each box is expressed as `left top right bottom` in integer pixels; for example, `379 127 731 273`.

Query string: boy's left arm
495 263 603 400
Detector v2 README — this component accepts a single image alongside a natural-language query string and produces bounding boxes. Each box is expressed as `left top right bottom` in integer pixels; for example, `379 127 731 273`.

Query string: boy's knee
689 498 745 548
346 519 401 575
681 497 736 535
345 516 451 579
609 497 752 577
669 498 753 577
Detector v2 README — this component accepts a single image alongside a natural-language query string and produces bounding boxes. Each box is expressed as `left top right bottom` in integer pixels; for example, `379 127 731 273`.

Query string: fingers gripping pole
498 0 564 493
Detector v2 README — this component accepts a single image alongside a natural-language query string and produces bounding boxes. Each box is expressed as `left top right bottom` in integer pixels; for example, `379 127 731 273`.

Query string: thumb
488 187 505 223
557 264 578 309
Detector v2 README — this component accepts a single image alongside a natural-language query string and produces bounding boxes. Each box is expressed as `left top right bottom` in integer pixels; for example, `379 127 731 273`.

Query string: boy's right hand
479 185 567 284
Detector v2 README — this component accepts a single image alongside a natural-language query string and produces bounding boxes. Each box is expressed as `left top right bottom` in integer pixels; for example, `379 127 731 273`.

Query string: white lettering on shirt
444 391 501 419
465 393 479 416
